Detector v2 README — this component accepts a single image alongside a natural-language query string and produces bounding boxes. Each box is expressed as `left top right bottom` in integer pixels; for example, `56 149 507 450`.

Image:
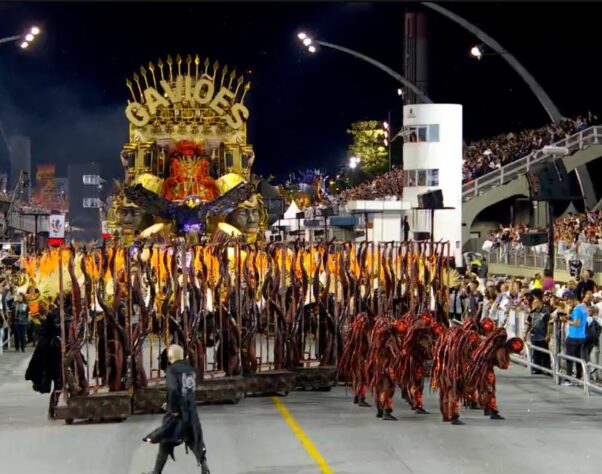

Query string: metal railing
462 126 602 201
0 325 9 355
485 246 602 273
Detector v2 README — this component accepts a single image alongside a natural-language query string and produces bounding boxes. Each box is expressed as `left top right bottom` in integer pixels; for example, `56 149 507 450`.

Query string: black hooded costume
25 308 63 418
143 359 209 474
25 308 62 393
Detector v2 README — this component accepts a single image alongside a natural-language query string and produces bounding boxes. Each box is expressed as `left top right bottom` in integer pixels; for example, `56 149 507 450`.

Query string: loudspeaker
526 159 571 201
520 232 548 246
417 189 444 209
413 231 431 241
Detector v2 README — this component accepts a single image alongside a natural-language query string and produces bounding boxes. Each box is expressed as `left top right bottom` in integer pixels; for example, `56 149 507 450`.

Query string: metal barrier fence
453 310 602 397
485 246 602 274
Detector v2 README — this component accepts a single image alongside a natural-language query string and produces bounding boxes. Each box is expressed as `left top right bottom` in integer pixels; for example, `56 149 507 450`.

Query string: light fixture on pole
469 44 485 60
294 31 432 103
383 119 392 171
348 156 360 169
2 25 42 49
298 32 320 54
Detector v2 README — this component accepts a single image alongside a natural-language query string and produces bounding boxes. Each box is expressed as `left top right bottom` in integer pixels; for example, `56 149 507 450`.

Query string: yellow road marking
271 396 335 474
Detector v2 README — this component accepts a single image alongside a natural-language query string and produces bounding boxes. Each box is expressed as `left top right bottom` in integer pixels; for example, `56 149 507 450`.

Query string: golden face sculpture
120 205 143 231
293 192 312 210
227 205 261 235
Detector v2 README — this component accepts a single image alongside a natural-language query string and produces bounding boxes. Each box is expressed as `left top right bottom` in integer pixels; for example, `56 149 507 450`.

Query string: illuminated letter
225 103 250 130
160 75 183 104
144 87 170 115
125 102 151 127
193 78 215 105
210 87 236 115
184 75 193 102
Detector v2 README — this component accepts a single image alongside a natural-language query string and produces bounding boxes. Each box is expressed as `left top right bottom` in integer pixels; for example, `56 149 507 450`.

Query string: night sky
0 2 600 182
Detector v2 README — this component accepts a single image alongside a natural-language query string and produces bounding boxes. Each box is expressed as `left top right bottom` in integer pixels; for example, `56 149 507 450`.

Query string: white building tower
402 104 463 266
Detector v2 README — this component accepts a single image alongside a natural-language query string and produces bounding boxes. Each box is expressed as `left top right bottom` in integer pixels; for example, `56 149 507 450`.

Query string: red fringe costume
338 313 374 407
464 317 496 410
466 328 524 420
366 316 407 421
431 320 480 425
397 313 445 414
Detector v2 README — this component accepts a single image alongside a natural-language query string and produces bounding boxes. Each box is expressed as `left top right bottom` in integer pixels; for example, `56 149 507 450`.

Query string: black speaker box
417 189 444 209
526 159 571 201
520 232 548 247
413 231 431 241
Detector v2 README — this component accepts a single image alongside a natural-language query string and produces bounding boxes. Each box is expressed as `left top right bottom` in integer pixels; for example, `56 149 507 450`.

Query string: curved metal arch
315 40 433 104
422 2 564 123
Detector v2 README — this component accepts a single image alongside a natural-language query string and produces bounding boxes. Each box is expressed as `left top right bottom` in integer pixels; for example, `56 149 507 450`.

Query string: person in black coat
143 344 210 474
25 304 63 417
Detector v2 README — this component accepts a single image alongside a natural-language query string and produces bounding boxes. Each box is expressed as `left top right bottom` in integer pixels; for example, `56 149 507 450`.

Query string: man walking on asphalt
143 344 210 474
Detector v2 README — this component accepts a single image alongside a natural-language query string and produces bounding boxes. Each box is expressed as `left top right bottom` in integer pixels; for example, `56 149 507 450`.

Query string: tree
347 120 389 177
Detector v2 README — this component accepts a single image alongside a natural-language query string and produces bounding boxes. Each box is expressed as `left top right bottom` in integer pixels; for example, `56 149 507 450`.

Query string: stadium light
470 44 484 60
2 25 42 50
294 31 433 103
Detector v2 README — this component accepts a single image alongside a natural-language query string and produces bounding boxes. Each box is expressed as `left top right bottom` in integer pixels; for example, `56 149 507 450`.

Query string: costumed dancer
466 328 524 420
25 301 63 418
398 313 444 414
338 312 373 407
366 316 407 421
143 344 210 474
431 319 480 425
464 317 496 410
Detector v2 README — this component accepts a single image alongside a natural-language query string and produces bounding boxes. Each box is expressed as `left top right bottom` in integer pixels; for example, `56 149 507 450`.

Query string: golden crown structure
108 54 267 244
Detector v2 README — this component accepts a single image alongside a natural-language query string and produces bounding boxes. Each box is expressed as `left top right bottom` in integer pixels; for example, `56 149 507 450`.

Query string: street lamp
469 44 484 60
0 25 41 49
349 156 360 169
296 32 433 104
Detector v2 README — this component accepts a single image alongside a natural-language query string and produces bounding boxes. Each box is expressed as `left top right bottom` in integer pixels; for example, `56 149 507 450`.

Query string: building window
427 169 439 186
404 169 439 187
428 124 439 142
83 174 101 185
416 169 427 186
83 198 101 208
406 124 440 143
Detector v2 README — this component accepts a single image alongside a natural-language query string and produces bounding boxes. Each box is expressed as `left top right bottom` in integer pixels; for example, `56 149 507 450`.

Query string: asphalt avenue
2 350 602 474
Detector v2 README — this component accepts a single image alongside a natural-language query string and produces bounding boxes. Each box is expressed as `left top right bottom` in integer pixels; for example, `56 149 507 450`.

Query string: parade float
20 54 458 426
108 53 267 244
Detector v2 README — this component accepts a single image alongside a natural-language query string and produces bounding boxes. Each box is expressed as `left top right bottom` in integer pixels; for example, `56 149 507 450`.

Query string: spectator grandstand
462 115 595 182
337 115 597 204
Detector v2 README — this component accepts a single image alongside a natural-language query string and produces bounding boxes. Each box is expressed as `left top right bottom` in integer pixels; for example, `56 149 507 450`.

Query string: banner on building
101 220 111 239
49 214 65 239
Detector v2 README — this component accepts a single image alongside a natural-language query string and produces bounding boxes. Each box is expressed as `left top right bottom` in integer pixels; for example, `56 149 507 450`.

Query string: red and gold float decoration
108 54 266 243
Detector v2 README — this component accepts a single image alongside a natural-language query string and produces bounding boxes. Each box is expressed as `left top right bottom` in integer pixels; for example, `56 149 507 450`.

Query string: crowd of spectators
484 212 602 251
337 114 596 204
462 115 595 182
450 270 602 384
339 168 403 203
